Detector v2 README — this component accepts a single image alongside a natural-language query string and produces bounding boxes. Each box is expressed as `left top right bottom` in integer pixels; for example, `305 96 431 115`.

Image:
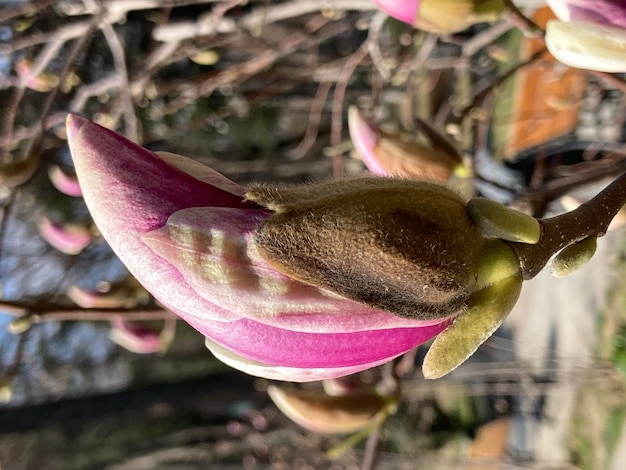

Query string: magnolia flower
66 114 452 382
546 21 626 72
67 114 551 381
373 0 504 34
546 0 626 28
545 0 626 72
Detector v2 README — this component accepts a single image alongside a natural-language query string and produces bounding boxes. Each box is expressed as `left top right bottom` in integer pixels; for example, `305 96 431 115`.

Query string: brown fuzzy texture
247 178 484 320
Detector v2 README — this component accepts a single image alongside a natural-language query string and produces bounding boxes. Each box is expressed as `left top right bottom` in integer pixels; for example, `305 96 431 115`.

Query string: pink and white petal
67 114 244 323
205 338 406 382
109 318 165 354
143 206 446 333
183 310 450 370
155 151 247 197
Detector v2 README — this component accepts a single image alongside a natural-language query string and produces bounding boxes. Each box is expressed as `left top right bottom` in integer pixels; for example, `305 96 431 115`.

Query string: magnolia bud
0 151 40 188
247 178 484 320
546 20 626 72
374 0 504 34
550 236 597 278
267 385 391 434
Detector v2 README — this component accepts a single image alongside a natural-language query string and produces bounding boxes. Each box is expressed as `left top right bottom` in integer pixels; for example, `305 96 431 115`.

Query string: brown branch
510 171 626 279
1 299 176 323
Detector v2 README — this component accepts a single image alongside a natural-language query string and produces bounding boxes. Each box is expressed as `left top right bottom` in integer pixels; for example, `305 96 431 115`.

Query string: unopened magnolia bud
48 164 82 197
267 385 391 434
8 316 33 334
550 236 597 278
248 178 484 320
0 152 40 188
0 379 12 403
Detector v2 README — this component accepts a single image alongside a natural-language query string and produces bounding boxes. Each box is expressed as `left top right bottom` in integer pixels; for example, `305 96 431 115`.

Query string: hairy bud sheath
247 178 484 320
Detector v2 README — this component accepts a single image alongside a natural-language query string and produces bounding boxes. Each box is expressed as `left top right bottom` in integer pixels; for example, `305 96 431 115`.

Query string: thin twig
161 15 348 115
361 426 382 470
288 80 333 160
366 11 393 82
0 299 176 322
330 41 370 178
100 16 139 141
451 47 547 126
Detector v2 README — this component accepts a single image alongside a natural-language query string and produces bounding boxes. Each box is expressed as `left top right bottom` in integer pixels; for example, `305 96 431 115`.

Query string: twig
450 47 547 126
0 299 176 323
510 171 626 279
26 14 100 160
152 0 375 42
360 426 381 470
0 18 97 55
366 11 393 82
516 150 626 212
0 38 64 160
330 41 370 178
501 0 543 38
0 0 56 22
100 15 139 141
288 80 333 160
57 0 222 16
161 15 348 115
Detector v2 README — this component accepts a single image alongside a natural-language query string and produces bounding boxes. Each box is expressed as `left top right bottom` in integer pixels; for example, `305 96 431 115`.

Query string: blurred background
1 0 626 468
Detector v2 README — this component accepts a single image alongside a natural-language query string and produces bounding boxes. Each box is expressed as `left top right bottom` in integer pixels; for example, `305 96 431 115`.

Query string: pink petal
206 338 400 382
348 106 388 176
547 0 626 28
67 114 245 323
48 165 83 197
38 217 92 254
182 307 450 380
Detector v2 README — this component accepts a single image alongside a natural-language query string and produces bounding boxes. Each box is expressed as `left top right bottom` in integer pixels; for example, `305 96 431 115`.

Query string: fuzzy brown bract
247 178 485 320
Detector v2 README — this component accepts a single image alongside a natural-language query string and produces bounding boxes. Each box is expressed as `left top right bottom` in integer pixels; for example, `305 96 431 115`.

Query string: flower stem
509 172 626 279
501 0 543 38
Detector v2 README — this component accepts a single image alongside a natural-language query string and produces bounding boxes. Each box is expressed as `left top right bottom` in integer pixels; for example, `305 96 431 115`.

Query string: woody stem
508 172 626 279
